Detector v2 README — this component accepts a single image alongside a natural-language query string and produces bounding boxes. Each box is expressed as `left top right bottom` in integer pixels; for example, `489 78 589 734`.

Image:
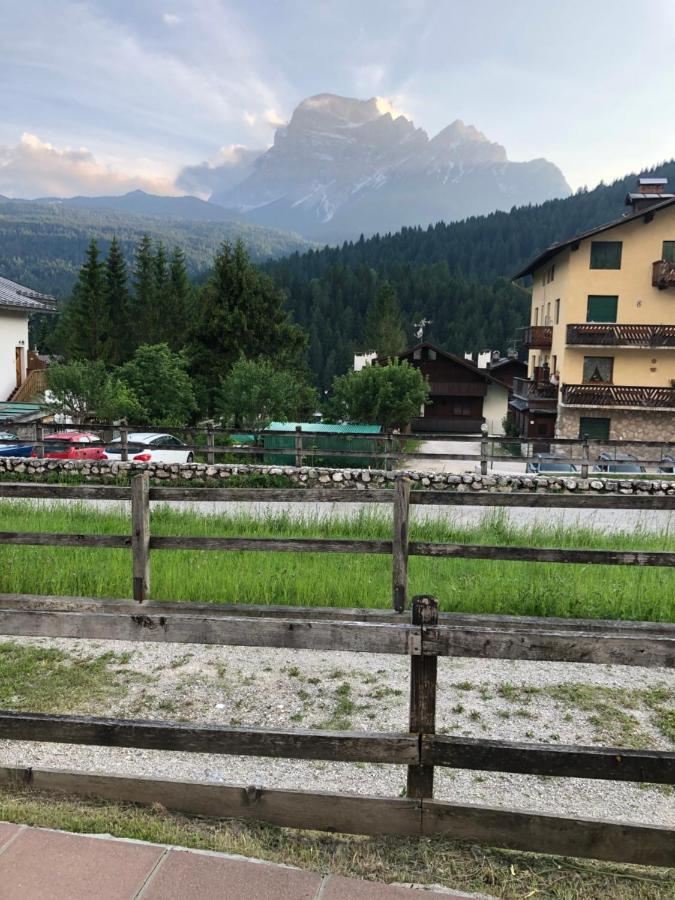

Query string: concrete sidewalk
0 822 486 899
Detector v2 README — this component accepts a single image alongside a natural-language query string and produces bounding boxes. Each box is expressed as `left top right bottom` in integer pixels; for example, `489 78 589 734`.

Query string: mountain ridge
211 93 570 240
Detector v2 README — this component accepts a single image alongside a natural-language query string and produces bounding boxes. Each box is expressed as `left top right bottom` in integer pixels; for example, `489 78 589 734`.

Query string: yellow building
512 178 675 442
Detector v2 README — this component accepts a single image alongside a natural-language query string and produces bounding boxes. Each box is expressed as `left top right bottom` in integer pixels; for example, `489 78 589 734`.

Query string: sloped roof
383 343 511 391
513 195 675 279
0 276 57 313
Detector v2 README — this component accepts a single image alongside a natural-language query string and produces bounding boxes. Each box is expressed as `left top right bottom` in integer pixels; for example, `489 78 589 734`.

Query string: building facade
0 276 56 402
381 343 510 434
513 180 675 442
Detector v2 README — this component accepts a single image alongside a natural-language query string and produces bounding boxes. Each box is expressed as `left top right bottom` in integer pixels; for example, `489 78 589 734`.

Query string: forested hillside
0 198 311 297
268 161 675 387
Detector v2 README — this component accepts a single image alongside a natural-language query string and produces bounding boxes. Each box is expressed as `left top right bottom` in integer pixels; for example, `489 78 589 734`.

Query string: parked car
105 432 194 464
658 455 674 474
593 452 646 475
0 430 34 458
32 431 107 460
526 454 578 474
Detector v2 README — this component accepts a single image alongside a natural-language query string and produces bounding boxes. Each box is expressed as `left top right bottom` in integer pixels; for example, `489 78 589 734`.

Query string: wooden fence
2 421 674 472
0 479 673 864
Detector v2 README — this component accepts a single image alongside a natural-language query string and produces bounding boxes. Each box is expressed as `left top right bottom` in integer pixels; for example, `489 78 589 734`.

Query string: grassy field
0 501 672 621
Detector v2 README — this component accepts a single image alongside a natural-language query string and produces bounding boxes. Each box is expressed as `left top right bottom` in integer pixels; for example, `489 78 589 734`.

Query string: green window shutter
590 241 622 269
586 295 618 322
579 417 610 440
663 241 675 262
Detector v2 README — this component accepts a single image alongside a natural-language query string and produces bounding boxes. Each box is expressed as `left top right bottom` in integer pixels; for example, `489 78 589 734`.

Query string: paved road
20 496 674 534
406 439 528 475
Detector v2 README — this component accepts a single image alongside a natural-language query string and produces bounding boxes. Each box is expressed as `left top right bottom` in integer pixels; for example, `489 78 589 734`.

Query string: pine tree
152 242 169 344
190 240 308 412
166 247 192 351
130 234 156 346
363 280 406 356
65 240 110 361
104 236 130 365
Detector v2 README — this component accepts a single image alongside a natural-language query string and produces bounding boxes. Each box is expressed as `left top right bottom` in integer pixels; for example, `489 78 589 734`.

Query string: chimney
625 177 674 212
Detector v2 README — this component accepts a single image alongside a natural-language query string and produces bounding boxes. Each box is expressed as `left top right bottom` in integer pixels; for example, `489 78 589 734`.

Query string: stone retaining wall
1 457 674 494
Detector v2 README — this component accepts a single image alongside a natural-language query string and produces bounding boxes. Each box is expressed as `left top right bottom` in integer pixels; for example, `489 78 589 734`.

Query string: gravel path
1 636 672 830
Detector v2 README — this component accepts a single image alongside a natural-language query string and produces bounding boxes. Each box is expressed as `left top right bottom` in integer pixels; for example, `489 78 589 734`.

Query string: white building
0 276 56 401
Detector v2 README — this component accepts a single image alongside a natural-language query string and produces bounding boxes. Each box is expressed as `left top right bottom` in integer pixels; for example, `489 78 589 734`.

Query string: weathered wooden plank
431 625 674 667
0 608 420 655
1 594 671 637
149 536 392 554
131 474 150 603
0 767 421 836
392 478 411 613
422 799 675 867
148 487 394 503
0 532 131 548
0 712 418 763
407 596 438 799
409 492 675 510
0 484 132 500
410 542 675 567
422 735 675 784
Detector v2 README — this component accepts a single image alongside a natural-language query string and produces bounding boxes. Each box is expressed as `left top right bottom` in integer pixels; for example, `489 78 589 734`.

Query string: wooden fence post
120 427 128 463
294 426 303 468
407 594 438 799
480 431 488 475
581 434 589 479
131 473 150 603
392 477 411 613
206 425 215 466
35 422 44 460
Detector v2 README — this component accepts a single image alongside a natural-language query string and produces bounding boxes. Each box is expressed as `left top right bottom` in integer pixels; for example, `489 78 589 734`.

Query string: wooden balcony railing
522 325 553 349
652 259 675 289
512 376 558 401
566 324 675 347
562 383 675 409
427 381 486 396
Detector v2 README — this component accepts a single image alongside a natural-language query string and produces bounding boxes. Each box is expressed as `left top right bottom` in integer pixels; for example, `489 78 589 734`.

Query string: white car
105 432 194 464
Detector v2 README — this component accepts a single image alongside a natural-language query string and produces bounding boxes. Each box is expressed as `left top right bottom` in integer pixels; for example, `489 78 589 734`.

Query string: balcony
522 325 552 349
428 381 486 396
512 376 558 402
652 259 675 289
566 323 675 348
562 383 675 409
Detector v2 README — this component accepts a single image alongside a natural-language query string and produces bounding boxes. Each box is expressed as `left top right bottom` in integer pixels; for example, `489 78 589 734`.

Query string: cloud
375 96 411 121
162 12 180 26
0 133 179 198
175 144 264 199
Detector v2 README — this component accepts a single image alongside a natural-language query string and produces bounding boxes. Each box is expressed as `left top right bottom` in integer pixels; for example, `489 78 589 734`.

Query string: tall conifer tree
131 234 156 346
104 236 130 365
363 280 406 356
66 239 110 361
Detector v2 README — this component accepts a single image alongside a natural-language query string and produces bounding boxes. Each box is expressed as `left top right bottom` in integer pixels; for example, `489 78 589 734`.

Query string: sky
1 0 674 199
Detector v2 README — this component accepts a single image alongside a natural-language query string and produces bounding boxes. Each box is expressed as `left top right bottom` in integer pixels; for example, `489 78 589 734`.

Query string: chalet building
381 343 510 434
0 276 56 403
512 177 675 442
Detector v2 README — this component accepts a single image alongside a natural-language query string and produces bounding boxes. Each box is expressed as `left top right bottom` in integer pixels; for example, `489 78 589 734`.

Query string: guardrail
0 479 673 865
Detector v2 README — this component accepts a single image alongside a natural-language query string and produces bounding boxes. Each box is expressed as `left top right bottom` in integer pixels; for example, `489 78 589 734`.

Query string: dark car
0 430 34 457
593 452 646 475
526 454 578 474
658 455 674 474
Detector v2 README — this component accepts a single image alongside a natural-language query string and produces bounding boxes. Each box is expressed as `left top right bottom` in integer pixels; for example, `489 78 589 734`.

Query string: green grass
0 502 672 621
0 642 132 712
0 791 672 899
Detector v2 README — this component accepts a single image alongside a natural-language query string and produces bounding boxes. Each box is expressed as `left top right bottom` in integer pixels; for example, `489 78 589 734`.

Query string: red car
32 431 107 460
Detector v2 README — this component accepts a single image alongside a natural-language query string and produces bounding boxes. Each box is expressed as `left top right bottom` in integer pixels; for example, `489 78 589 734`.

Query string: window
554 299 560 324
546 302 551 324
452 400 474 417
663 241 675 262
579 417 610 441
428 348 436 360
534 307 539 326
586 295 618 323
590 241 622 269
413 349 421 360
583 356 614 383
